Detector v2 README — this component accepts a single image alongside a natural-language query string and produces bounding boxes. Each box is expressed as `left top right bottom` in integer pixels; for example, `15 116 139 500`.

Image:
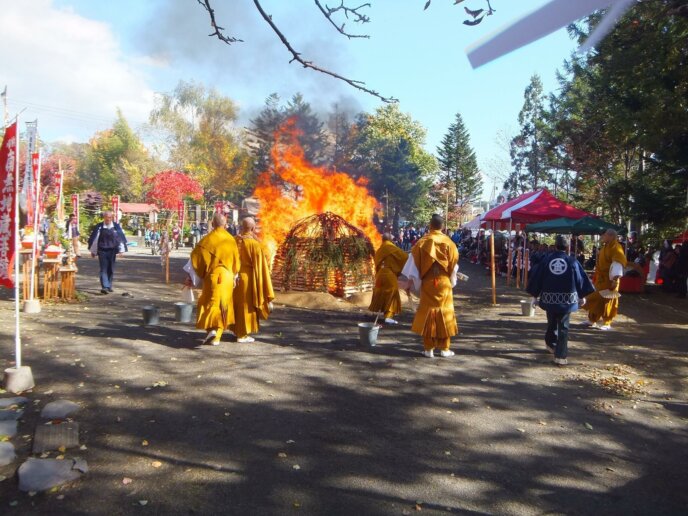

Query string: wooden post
516 248 522 289
490 230 497 305
507 243 513 286
524 248 530 288
165 253 170 284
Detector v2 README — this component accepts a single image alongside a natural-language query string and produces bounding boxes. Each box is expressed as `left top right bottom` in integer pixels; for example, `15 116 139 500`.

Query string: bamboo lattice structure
271 212 375 297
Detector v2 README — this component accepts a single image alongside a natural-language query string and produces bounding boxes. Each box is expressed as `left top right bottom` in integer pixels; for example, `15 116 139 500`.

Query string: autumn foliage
144 170 204 209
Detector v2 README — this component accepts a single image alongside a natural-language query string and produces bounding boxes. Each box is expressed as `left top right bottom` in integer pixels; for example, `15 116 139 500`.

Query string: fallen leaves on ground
151 461 162 468
570 363 650 397
122 477 133 485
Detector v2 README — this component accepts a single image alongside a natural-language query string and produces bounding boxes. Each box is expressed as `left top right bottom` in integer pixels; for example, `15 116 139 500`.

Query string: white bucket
520 300 535 317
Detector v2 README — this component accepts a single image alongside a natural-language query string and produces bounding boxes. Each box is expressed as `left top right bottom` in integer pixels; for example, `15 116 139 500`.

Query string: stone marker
0 420 17 437
33 422 80 453
0 442 16 466
18 458 88 492
0 397 29 408
41 400 80 419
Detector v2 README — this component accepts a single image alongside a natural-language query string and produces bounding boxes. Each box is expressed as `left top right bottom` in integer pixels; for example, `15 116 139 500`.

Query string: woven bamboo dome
271 212 375 297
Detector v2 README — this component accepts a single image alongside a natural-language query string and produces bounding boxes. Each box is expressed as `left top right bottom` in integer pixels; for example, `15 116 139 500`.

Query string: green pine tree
507 74 550 195
436 112 483 210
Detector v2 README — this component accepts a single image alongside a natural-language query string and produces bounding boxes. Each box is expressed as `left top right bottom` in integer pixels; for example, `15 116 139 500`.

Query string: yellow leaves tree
150 81 254 202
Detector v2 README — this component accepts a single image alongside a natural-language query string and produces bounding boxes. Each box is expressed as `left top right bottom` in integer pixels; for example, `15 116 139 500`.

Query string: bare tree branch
196 0 243 44
314 0 371 39
252 0 397 102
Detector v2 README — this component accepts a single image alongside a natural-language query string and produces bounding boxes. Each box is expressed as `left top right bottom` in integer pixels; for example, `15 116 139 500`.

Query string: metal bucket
520 300 535 317
174 302 193 323
358 322 380 348
142 305 160 326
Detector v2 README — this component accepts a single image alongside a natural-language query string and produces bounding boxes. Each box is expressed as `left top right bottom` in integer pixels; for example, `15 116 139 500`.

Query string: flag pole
4 114 35 393
14 118 21 367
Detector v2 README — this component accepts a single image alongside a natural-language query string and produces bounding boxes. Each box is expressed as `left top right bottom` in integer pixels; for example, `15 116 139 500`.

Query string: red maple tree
145 170 204 209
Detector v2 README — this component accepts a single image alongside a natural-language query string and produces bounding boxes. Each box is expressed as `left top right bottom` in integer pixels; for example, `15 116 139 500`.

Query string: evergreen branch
196 0 243 44
252 0 397 103
314 0 371 39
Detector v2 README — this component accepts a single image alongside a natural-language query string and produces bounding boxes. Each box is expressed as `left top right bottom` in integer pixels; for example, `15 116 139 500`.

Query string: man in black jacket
527 235 595 365
88 211 128 294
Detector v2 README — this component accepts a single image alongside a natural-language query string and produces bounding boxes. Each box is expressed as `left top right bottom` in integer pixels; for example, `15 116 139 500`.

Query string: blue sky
3 1 579 199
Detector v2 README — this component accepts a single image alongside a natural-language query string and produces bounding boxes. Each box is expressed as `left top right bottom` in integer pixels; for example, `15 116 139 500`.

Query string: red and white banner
111 195 119 222
71 194 79 231
177 201 185 227
0 122 18 288
55 167 64 222
214 200 223 214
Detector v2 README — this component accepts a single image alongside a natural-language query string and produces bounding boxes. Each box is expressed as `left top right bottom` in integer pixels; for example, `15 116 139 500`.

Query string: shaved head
382 232 393 242
241 217 256 232
430 214 443 230
212 212 226 228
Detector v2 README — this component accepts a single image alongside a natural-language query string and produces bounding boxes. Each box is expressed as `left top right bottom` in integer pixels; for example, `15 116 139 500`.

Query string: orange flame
254 119 381 259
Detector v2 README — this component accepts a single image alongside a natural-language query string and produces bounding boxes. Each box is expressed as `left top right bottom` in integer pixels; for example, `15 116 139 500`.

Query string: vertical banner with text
0 122 18 288
214 201 223 214
20 120 37 217
54 163 64 222
177 201 185 228
31 153 40 226
111 195 120 223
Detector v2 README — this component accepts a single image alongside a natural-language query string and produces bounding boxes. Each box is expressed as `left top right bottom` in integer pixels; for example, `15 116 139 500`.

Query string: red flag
111 195 119 223
0 122 18 288
177 201 184 224
214 201 223 214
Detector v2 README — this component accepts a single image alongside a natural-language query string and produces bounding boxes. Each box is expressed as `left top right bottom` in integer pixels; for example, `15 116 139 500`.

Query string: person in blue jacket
527 235 595 365
87 211 128 294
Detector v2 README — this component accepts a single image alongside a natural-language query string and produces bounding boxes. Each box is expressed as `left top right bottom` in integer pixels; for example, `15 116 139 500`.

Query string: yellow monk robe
368 240 408 318
230 233 275 338
586 239 627 326
191 227 240 332
411 230 459 351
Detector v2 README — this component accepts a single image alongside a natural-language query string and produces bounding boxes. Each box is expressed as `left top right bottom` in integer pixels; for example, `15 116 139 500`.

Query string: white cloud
0 0 156 142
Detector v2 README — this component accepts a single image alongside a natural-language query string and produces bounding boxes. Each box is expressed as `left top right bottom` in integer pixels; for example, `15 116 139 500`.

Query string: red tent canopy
673 230 688 244
482 189 591 229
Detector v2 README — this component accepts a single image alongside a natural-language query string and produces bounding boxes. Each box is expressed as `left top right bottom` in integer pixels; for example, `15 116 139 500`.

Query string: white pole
29 150 41 300
14 117 21 368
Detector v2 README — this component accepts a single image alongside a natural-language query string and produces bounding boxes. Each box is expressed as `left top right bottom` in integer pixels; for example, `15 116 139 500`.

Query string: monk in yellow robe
586 228 627 330
190 213 240 345
230 217 275 343
368 233 408 324
402 214 459 358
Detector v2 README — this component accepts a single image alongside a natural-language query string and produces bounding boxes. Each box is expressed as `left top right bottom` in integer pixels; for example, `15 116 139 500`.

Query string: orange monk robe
586 239 627 326
368 240 408 318
230 233 275 338
191 227 241 331
409 230 459 351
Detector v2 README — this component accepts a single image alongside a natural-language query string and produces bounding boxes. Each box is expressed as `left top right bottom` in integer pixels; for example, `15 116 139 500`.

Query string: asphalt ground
1 246 687 515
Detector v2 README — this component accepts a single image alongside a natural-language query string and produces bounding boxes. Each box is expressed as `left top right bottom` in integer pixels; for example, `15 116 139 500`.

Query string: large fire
253 120 381 259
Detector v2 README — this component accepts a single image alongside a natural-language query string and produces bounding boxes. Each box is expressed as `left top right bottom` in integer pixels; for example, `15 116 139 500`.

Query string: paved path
1 248 687 515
